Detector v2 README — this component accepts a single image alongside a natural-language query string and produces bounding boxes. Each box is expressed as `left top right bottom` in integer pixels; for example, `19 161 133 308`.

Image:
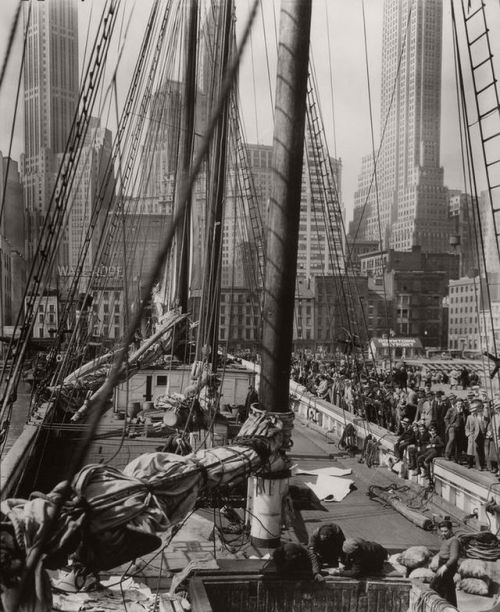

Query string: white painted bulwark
238 359 500 530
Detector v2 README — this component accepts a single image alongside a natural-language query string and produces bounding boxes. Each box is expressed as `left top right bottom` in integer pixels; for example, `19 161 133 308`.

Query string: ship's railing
0 402 51 498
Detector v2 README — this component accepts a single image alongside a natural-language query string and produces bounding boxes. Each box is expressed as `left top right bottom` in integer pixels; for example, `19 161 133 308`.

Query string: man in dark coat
459 367 470 390
444 399 466 462
307 523 346 581
430 520 460 606
465 399 488 470
239 385 258 422
330 538 387 577
416 423 444 479
394 418 415 461
432 390 449 440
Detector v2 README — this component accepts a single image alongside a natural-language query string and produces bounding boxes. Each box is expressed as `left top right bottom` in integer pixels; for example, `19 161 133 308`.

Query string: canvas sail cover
0 409 289 612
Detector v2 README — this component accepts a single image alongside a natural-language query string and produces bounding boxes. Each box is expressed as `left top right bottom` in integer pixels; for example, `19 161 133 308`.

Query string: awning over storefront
370 337 424 360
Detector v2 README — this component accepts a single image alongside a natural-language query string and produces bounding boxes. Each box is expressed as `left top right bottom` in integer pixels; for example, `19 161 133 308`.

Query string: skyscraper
0 155 25 327
298 135 343 279
21 0 79 261
60 118 114 279
353 0 450 253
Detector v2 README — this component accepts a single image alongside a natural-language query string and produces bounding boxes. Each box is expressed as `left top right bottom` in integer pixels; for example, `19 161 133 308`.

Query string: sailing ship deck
84 415 492 612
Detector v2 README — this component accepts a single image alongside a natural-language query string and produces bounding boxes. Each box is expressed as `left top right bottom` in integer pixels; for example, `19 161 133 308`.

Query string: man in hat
416 423 444 479
243 384 258 417
307 523 346 581
394 417 415 462
408 422 430 471
329 538 387 578
486 398 500 474
414 390 436 428
444 398 466 462
430 520 459 606
465 398 488 470
432 390 449 440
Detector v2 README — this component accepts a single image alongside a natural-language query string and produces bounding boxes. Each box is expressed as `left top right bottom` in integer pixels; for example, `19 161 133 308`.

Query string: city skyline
2 0 500 223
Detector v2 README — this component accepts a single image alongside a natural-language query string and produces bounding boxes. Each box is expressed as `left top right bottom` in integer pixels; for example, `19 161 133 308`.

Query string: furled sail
0 408 291 612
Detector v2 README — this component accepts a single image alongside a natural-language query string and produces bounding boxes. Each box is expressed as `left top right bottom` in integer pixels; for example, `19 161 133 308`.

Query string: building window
157 376 167 386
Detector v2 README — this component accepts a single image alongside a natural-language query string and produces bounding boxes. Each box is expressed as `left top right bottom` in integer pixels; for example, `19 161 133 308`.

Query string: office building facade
353 0 450 253
21 0 79 262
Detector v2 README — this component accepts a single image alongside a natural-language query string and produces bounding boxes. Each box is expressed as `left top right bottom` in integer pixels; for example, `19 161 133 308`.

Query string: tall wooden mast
250 0 312 548
260 0 312 415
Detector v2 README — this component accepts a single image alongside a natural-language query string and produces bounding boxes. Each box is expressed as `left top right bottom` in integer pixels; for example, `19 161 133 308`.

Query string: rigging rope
0 0 22 92
16 1 262 592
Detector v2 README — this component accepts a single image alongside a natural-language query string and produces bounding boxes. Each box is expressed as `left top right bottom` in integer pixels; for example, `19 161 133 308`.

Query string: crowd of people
291 356 500 479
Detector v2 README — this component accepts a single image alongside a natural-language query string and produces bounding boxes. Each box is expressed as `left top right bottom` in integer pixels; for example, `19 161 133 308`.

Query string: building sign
375 337 422 348
57 265 122 279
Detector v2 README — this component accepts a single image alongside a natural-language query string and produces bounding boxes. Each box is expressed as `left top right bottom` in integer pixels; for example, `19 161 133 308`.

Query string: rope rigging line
450 0 500 467
14 1 261 592
458 0 500 266
257 0 275 123
0 2 31 238
346 0 414 267
0 0 120 440
451 0 500 385
304 65 371 376
324 0 337 159
23 0 169 416
360 0 398 374
450 11 497 401
0 0 22 92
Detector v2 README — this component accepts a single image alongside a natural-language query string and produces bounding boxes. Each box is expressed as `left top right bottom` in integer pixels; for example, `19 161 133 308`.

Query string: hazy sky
1 0 499 221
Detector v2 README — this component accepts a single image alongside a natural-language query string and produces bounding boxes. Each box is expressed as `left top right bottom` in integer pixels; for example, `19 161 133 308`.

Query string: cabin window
157 376 167 386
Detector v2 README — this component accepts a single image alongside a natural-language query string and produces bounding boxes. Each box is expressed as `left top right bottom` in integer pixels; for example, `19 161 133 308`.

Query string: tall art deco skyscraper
21 0 79 262
353 0 450 253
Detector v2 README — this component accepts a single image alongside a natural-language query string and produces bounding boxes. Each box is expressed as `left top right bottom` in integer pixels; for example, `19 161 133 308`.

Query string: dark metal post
260 0 312 414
